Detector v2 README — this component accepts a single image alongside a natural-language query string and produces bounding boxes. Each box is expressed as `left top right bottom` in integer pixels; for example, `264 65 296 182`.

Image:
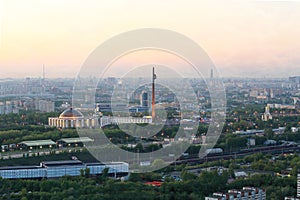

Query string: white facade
298 173 300 198
262 105 272 121
205 187 266 200
37 100 55 112
48 108 152 129
292 127 299 133
0 101 18 115
285 174 300 200
0 102 5 114
48 117 99 128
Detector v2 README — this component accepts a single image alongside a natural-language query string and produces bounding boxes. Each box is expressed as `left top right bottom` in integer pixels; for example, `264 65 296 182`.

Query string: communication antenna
152 67 157 120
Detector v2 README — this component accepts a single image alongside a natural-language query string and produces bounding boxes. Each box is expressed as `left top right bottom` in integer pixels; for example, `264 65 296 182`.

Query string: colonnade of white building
48 116 152 129
48 117 101 128
110 117 152 125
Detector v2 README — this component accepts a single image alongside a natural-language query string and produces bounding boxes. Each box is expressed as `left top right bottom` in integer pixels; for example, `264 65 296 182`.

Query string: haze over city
2 1 300 199
0 0 300 78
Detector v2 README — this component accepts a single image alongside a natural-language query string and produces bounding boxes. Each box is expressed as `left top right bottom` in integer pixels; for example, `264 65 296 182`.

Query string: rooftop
58 137 94 144
0 165 40 170
18 140 56 147
59 107 84 118
41 160 83 167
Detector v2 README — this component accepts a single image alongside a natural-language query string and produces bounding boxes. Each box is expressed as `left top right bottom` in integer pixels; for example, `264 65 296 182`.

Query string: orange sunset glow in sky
0 0 300 78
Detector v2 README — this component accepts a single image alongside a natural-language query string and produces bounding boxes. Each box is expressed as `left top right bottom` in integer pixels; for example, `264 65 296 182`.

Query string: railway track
173 145 300 165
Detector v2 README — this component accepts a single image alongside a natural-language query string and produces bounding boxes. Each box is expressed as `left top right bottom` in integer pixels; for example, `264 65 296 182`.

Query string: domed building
48 108 101 128
49 107 153 129
59 108 84 119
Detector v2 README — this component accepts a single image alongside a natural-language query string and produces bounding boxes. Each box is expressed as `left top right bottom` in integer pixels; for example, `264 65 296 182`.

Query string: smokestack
152 67 156 120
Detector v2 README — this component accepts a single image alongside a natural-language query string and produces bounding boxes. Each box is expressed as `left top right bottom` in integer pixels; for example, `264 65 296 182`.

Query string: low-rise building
57 137 94 147
48 107 152 128
0 160 128 179
36 99 55 112
262 105 272 121
18 139 56 150
205 187 266 200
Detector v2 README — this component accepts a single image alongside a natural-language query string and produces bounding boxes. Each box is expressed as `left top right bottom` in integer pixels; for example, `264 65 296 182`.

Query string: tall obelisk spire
152 67 156 120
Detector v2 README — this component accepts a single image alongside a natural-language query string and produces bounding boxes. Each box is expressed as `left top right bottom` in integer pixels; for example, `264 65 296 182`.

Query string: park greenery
0 110 299 157
0 154 298 200
0 108 299 199
0 140 299 200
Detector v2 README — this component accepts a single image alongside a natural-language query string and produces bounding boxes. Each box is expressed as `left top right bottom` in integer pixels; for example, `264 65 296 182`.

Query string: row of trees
0 111 60 130
224 102 300 133
0 128 78 145
0 139 299 199
0 169 296 200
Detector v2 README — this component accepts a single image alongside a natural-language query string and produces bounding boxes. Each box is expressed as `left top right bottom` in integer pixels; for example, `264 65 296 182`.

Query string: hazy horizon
0 0 300 79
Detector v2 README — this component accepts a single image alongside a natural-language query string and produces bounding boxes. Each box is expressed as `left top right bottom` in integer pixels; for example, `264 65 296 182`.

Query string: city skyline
0 0 300 78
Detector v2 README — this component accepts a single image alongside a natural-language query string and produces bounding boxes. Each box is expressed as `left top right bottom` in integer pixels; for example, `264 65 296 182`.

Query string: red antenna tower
152 67 156 120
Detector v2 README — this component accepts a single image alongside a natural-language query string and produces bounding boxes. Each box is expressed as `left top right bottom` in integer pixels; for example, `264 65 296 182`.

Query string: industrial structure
152 67 156 120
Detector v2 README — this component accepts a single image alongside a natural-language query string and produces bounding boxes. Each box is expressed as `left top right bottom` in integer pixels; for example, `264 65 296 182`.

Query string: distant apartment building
140 91 149 107
0 101 19 115
284 173 300 200
0 102 5 114
297 174 300 198
289 76 300 84
35 99 55 112
249 88 280 99
249 89 268 98
205 187 266 200
267 103 296 110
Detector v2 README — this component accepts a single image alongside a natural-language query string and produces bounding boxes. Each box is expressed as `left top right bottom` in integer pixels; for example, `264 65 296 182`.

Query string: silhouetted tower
152 67 156 119
210 68 213 79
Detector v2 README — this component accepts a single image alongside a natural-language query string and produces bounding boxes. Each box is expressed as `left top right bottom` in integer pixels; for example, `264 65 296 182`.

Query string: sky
0 0 300 78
